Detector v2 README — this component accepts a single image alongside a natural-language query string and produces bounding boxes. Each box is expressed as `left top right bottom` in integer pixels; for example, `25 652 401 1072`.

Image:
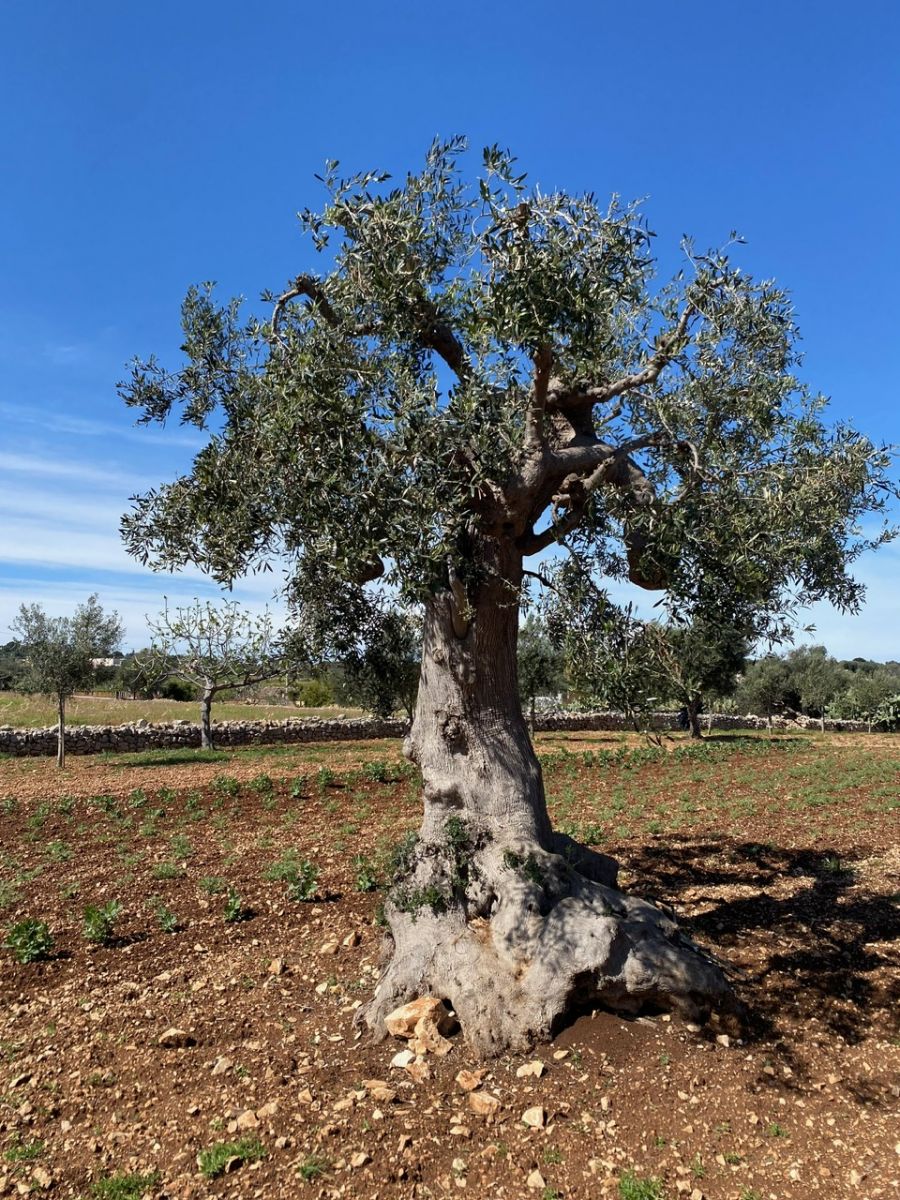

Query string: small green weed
618 1171 664 1200
223 888 251 923
4 918 54 963
198 1136 266 1178
3 1137 45 1163
82 900 123 945
297 1153 330 1182
263 850 319 901
90 1171 161 1199
353 854 380 892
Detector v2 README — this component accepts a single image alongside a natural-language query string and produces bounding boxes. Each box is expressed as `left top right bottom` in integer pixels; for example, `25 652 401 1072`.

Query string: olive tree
145 600 286 748
120 140 895 1054
12 595 124 768
340 607 421 719
517 615 564 728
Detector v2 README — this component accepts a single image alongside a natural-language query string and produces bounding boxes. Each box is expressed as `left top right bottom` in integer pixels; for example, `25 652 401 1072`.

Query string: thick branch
548 303 697 413
523 344 553 455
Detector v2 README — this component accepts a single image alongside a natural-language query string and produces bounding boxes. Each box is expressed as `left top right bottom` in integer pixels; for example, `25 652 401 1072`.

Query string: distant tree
834 669 899 731
786 645 847 730
549 580 665 729
115 649 170 699
12 595 124 768
0 640 26 691
517 615 565 728
341 609 420 719
654 619 748 739
736 656 796 727
146 600 286 749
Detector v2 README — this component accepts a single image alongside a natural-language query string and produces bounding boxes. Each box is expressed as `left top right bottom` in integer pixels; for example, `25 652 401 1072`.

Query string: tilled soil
0 733 897 1199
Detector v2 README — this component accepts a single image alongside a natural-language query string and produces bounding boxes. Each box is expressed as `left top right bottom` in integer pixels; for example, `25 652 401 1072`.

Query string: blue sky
1 1 898 655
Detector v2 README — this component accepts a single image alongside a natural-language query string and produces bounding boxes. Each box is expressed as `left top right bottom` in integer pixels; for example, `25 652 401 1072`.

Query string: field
0 693 361 729
0 731 897 1199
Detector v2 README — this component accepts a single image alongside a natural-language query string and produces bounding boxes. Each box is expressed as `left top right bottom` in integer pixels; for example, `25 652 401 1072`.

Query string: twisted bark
360 538 734 1057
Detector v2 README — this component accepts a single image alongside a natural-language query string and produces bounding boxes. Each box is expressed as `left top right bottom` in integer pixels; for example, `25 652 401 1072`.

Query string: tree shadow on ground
623 836 899 1048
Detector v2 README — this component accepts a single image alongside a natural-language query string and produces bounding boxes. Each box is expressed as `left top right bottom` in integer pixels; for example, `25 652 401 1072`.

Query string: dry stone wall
0 710 869 758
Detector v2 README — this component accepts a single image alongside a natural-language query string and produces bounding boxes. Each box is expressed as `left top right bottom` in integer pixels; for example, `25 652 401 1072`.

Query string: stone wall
0 710 870 758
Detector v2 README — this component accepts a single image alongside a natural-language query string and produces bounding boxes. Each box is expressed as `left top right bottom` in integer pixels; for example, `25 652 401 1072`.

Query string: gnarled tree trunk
361 538 733 1057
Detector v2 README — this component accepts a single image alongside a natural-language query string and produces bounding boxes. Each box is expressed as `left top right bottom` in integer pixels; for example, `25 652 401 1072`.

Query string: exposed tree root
360 840 735 1058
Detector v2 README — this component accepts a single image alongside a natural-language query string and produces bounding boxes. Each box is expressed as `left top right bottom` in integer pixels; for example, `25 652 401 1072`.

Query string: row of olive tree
737 646 900 730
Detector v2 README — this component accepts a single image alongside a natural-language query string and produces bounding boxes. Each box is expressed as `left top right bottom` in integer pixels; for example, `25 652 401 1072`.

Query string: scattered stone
319 940 339 955
411 1013 453 1057
158 1027 195 1048
516 1060 545 1079
521 1106 546 1128
384 997 454 1039
268 957 285 975
468 1091 500 1118
30 1167 53 1190
552 1050 569 1060
350 1152 370 1169
391 1049 416 1069
210 1055 233 1076
235 1109 260 1130
715 1033 731 1048
343 930 361 947
455 1069 485 1091
406 1059 432 1084
526 1169 546 1189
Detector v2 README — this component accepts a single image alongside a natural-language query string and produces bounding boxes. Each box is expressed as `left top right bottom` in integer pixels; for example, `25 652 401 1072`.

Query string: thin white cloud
0 450 159 491
0 401 206 450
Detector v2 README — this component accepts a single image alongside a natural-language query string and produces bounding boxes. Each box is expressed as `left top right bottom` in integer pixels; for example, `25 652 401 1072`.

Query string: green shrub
293 678 332 708
5 918 54 963
82 900 123 945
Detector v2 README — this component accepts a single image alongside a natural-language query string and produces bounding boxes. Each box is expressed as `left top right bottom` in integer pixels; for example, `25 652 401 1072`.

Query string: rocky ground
0 731 897 1199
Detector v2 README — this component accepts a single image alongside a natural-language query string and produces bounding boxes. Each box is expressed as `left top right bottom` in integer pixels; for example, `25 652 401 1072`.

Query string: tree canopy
121 138 895 651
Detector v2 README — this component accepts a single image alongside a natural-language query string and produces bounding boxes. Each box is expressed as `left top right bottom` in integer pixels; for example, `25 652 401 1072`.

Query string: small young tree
146 600 286 748
12 595 124 768
120 140 896 1054
517 615 565 728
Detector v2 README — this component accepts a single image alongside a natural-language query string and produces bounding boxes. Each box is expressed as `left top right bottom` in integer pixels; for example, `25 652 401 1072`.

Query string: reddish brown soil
0 733 897 1199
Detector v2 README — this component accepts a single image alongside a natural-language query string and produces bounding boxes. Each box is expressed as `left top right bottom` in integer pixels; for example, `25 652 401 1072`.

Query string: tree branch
548 302 697 413
523 344 553 455
272 274 471 382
